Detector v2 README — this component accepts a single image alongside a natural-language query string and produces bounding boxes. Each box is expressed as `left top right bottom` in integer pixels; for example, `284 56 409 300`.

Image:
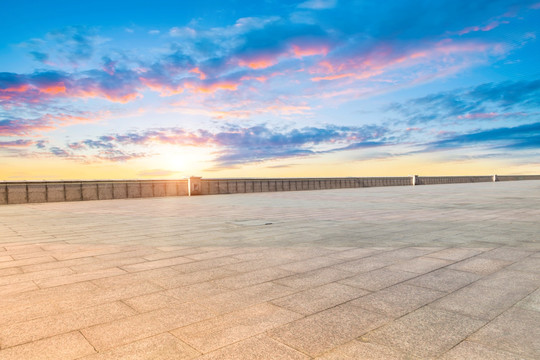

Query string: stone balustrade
1 175 539 205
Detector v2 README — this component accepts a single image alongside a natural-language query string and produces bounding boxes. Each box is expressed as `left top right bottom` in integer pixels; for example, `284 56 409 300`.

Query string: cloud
3 2 525 111
50 147 71 157
298 0 337 10
457 20 510 35
0 110 109 137
1 0 537 161
81 139 116 149
29 51 50 63
35 140 48 149
0 139 35 148
388 78 540 125
95 149 147 162
53 123 389 166
24 26 103 66
0 116 53 136
0 68 141 105
424 121 540 151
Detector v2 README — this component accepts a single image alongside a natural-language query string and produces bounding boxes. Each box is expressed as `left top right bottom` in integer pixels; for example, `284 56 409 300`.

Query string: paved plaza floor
0 181 539 359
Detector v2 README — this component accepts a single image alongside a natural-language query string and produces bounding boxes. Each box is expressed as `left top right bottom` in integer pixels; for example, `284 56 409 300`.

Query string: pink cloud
0 139 35 148
240 75 269 82
457 112 529 120
458 20 509 35
39 83 67 95
186 80 240 93
312 73 354 82
0 110 109 138
0 84 31 94
308 40 492 83
0 118 54 136
0 72 141 105
139 77 184 96
238 57 278 69
189 67 207 80
74 89 139 103
291 44 329 58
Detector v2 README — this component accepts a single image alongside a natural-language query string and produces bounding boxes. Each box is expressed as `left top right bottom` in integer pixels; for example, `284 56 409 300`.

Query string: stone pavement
0 181 539 359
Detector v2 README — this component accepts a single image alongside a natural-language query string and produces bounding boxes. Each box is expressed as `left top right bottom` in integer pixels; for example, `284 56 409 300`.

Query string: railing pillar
189 176 202 196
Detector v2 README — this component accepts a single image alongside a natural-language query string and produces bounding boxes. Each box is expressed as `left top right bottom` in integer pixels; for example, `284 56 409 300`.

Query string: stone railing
1 175 539 205
190 177 411 196
413 175 494 185
0 179 188 205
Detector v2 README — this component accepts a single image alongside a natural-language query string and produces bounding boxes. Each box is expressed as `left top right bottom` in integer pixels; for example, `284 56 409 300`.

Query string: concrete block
47 184 65 202
261 181 269 192
113 183 128 199
153 182 166 197
82 183 98 201
165 182 177 196
65 183 82 201
7 184 27 204
0 185 7 205
127 183 141 198
27 184 46 203
269 181 276 191
282 181 290 191
98 183 113 200
245 181 253 193
140 182 154 197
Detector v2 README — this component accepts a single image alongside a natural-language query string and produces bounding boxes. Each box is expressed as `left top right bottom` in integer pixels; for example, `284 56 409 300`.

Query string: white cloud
298 0 337 10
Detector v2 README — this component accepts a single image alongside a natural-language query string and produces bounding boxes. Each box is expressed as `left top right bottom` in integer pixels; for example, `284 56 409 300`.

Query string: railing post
189 176 202 196
410 175 418 186
493 174 498 182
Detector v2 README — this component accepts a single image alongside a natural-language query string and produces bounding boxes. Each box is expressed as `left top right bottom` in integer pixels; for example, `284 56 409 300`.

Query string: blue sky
1 0 539 179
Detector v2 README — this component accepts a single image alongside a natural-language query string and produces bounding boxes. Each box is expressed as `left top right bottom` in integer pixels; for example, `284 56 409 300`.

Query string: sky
1 0 539 180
